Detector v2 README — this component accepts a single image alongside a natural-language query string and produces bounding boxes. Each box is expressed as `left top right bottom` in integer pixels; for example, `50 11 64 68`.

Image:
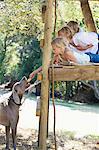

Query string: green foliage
55 0 99 32
0 0 44 38
0 34 42 82
89 1 99 31
16 36 42 80
0 0 43 82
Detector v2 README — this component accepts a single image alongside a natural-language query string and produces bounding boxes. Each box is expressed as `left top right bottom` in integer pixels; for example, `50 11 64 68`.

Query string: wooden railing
49 65 99 81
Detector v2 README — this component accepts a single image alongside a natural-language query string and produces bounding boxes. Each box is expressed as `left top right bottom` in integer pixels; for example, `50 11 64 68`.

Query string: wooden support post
80 0 97 32
39 0 53 149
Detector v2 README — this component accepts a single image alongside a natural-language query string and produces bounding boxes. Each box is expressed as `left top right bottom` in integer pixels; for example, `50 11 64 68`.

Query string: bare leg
5 126 10 150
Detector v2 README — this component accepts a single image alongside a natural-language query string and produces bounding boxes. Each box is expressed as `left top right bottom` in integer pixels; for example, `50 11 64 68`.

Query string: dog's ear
21 76 27 82
12 84 20 105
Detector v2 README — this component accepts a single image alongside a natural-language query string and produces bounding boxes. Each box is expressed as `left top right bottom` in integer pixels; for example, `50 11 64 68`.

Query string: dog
0 76 30 150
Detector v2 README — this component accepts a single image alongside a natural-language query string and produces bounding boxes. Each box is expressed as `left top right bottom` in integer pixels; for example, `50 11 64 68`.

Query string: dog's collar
9 95 22 106
12 99 22 106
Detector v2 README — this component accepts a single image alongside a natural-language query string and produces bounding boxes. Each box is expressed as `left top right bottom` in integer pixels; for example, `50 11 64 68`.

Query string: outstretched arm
29 54 61 81
29 66 42 81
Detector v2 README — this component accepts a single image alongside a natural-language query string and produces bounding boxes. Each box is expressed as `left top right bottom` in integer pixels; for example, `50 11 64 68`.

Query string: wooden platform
49 65 99 81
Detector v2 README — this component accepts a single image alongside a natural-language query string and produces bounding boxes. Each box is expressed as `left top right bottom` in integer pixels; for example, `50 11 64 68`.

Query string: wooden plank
49 65 99 81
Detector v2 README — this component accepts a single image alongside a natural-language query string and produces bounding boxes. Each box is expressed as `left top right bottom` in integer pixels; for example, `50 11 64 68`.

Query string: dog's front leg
5 126 10 150
11 127 17 150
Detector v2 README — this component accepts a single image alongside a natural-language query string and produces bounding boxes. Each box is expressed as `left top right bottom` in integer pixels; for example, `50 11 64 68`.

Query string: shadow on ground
0 130 38 150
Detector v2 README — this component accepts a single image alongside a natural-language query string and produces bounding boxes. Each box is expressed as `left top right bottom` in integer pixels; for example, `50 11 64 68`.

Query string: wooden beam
80 0 97 32
39 0 53 150
49 65 99 81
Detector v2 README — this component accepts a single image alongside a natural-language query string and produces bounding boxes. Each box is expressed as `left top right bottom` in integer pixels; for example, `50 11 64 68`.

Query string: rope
51 0 57 149
52 60 57 150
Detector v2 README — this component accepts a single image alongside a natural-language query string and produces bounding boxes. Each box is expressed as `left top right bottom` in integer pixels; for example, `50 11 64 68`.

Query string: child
67 21 82 36
51 37 99 64
58 24 98 54
67 21 98 53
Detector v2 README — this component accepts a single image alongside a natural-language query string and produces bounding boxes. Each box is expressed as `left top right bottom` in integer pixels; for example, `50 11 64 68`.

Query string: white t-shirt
72 32 98 54
72 50 90 64
67 44 90 64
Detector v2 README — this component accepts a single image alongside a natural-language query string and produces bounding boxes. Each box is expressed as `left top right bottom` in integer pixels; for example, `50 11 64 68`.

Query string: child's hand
29 71 36 80
53 54 60 64
28 66 42 81
87 44 93 48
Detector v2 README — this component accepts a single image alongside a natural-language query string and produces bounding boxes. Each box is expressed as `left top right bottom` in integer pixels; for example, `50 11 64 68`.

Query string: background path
0 92 99 138
18 95 99 137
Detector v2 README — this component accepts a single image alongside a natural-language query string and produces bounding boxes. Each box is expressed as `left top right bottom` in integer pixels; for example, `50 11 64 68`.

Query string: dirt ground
0 126 99 150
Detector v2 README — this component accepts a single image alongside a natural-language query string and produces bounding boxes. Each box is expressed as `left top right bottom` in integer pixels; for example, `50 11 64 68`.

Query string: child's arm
75 44 93 51
70 40 93 51
29 55 61 81
29 66 42 80
64 50 77 63
53 54 60 64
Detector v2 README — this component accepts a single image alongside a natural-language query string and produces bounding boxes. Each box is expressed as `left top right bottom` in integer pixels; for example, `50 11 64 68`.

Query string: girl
67 21 83 36
58 24 98 54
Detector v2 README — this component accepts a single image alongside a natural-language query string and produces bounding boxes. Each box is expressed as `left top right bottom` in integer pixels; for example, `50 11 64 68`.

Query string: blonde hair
51 38 69 63
51 37 68 50
58 26 73 40
67 21 80 35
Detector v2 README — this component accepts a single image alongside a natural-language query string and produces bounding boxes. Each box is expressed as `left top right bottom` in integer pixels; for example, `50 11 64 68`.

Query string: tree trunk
80 0 97 32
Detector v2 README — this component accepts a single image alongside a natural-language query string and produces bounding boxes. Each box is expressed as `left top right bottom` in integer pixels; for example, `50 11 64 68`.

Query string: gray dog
0 76 29 150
